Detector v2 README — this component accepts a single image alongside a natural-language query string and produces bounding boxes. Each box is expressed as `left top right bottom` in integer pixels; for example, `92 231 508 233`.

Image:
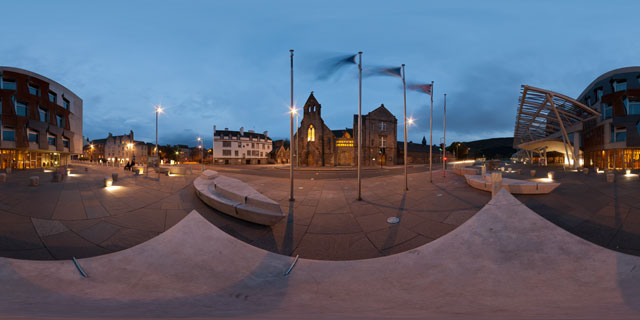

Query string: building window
307 125 315 142
222 150 231 156
222 141 231 147
56 114 65 127
613 80 627 92
611 126 626 143
251 143 255 148
2 127 15 141
262 144 265 149
28 83 39 96
1 79 16 90
602 103 612 120
260 152 263 157
624 98 640 115
596 88 603 101
379 121 387 131
48 91 57 103
234 150 238 156
39 107 48 122
63 98 70 110
48 134 56 146
63 138 69 148
237 142 241 147
585 96 592 107
379 136 386 147
15 101 28 117
28 130 38 142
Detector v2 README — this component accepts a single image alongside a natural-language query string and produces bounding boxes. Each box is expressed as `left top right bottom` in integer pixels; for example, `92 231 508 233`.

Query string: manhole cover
436 194 443 197
387 217 400 224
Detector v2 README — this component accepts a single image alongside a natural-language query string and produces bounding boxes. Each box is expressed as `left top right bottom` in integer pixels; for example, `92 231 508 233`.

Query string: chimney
240 127 244 135
225 127 229 131
263 131 268 138
248 130 254 133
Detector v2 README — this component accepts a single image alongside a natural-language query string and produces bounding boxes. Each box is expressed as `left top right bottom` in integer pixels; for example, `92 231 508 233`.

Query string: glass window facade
2 79 16 90
48 91 56 103
626 99 640 115
3 128 15 141
602 104 612 120
611 126 626 143
596 88 603 101
28 84 39 96
48 135 56 146
28 131 38 142
613 81 627 92
15 101 28 117
56 114 65 128
39 107 48 122
63 98 70 110
63 138 69 148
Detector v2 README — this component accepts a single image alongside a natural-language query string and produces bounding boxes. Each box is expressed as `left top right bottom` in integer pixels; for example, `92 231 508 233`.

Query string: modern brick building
0 67 82 169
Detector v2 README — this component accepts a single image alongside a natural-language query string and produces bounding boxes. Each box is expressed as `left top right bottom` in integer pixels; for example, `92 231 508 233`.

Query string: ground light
105 185 122 191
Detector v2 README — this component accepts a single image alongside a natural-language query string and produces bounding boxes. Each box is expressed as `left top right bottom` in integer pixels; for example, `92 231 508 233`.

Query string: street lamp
405 116 415 191
197 137 204 172
155 106 163 166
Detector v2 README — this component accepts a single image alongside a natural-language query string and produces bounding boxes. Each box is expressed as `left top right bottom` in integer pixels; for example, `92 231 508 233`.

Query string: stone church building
294 92 397 167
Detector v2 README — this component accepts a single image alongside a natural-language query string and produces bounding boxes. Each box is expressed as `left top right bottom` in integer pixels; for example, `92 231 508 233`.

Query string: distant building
0 66 83 169
84 131 150 164
213 126 272 165
270 139 290 164
294 92 398 167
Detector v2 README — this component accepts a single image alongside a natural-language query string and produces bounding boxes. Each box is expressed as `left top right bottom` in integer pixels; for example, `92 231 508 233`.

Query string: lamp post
155 106 163 166
197 137 204 172
90 144 94 163
289 49 295 202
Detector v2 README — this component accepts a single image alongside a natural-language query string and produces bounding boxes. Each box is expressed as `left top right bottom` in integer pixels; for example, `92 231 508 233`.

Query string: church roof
331 128 353 138
367 104 396 120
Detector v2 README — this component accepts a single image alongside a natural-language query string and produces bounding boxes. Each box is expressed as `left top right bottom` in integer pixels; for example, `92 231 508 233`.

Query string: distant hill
448 137 516 160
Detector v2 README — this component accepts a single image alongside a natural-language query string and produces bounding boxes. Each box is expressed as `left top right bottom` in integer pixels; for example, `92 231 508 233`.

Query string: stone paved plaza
510 165 640 256
0 165 191 260
187 169 490 260
2 162 640 261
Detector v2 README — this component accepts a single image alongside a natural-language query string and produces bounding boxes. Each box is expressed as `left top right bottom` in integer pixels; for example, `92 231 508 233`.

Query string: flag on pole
408 83 433 95
316 54 358 80
365 66 402 78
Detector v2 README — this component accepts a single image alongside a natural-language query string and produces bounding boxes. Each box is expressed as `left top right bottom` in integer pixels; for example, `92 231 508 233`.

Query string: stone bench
464 174 560 195
193 173 285 226
202 169 218 179
453 167 480 176
30 176 39 186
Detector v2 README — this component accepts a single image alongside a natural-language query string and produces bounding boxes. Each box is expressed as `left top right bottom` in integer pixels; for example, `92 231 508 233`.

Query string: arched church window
307 125 315 142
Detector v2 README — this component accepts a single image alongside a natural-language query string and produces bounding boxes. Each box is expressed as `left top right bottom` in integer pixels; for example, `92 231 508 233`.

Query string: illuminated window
335 139 353 147
307 125 315 142
379 136 386 147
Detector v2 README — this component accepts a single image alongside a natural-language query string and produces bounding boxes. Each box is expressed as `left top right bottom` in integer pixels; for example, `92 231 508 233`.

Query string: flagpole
429 81 434 183
289 49 295 202
357 51 363 201
402 64 408 191
443 93 446 178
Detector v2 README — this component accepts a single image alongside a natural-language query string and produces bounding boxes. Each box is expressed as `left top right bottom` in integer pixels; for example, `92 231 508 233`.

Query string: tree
421 136 427 146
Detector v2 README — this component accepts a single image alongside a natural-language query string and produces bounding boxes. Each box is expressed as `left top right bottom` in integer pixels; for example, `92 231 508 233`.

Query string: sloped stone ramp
0 189 639 319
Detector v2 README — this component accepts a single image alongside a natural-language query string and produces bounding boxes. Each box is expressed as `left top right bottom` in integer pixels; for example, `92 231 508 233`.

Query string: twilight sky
2 0 639 147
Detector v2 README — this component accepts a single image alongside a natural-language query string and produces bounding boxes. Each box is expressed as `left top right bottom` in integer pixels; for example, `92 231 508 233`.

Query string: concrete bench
202 169 218 179
464 174 560 195
159 166 187 176
30 176 39 186
193 175 285 226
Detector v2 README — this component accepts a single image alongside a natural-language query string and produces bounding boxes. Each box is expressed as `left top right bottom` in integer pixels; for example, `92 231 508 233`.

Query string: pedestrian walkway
185 169 489 260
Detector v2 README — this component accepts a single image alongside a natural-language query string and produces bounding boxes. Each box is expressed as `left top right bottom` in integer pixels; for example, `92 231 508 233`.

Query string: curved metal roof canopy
513 85 600 149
